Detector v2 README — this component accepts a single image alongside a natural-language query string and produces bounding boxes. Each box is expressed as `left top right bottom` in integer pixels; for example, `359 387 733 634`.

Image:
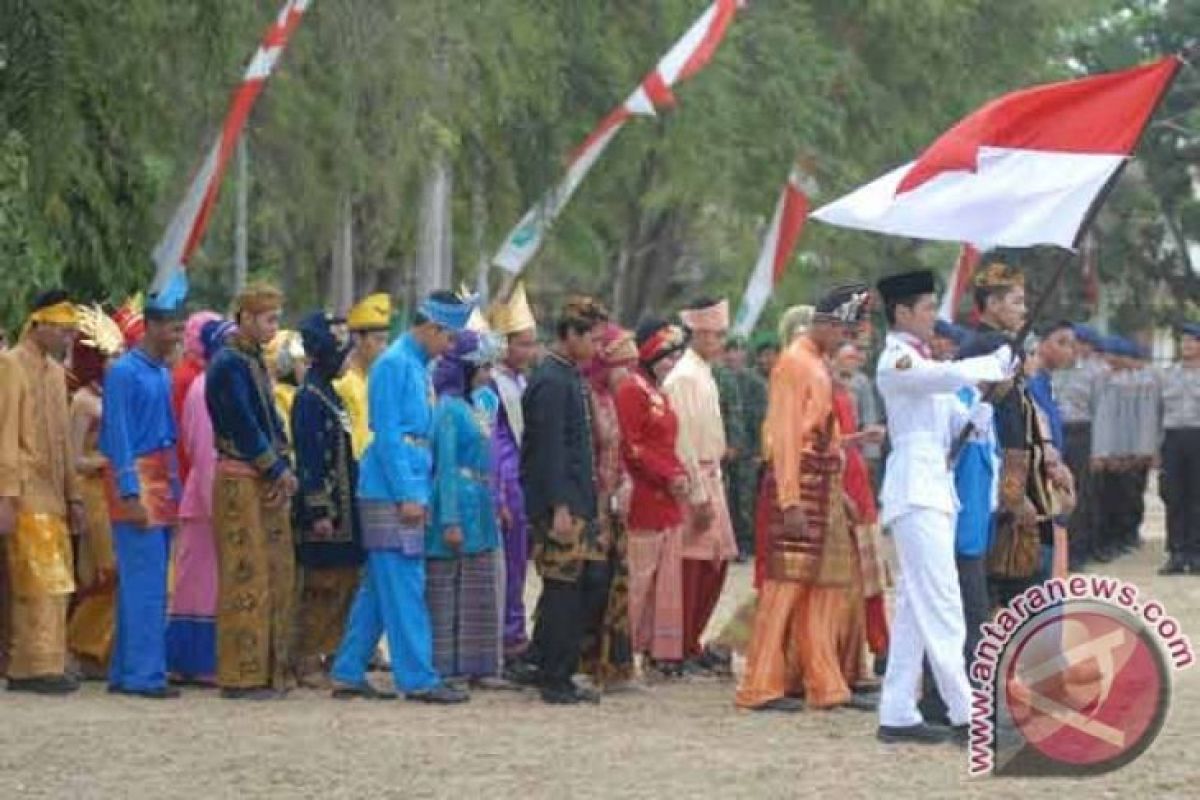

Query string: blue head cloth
1097 335 1120 355
199 319 237 362
1072 324 1101 347
1179 322 1200 340
299 310 352 380
432 329 485 398
418 292 476 332
934 319 967 345
145 268 189 320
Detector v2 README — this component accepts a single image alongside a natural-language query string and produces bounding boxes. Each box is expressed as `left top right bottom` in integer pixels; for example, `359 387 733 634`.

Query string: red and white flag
151 0 310 290
493 0 741 275
937 244 980 322
732 166 812 337
812 57 1180 250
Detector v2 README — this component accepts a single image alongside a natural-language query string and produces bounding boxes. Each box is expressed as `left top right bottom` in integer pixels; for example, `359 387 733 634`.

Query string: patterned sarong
426 552 499 679
294 566 360 662
582 511 634 685
213 462 295 690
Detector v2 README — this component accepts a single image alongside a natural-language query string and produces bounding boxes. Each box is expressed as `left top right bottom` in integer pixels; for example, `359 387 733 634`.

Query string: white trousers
879 507 972 727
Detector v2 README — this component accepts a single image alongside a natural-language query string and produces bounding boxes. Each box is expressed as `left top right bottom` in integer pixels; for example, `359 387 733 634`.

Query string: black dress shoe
220 687 283 701
331 682 397 701
839 693 878 712
540 685 601 705
876 723 953 745
950 724 969 747
406 684 470 704
753 696 804 713
1159 558 1188 576
7 675 80 695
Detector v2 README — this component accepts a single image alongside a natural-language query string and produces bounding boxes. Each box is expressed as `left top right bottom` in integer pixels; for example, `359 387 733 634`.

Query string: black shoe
1159 558 1188 576
876 723 953 745
950 724 969 748
114 686 181 699
840 693 878 712
406 684 469 704
220 687 283 701
1093 547 1114 564
331 682 397 701
7 675 79 695
502 659 541 687
753 696 804 713
540 685 601 705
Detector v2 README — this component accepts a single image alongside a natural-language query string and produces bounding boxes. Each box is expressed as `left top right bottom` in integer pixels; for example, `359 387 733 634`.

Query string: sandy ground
3 491 1198 799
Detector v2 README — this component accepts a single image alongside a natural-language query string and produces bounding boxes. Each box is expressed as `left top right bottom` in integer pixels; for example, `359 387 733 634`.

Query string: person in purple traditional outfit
485 282 538 670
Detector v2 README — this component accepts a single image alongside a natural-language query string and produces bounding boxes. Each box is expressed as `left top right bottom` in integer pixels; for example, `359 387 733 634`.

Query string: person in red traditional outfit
832 341 890 684
735 285 877 713
581 322 640 688
617 319 692 676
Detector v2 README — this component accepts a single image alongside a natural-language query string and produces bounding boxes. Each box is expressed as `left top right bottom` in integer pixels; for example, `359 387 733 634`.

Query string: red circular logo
1001 601 1170 775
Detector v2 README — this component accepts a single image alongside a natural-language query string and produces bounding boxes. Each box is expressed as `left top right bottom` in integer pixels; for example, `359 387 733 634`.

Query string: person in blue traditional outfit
424 329 503 684
206 282 298 700
330 291 471 704
100 269 188 698
290 311 365 689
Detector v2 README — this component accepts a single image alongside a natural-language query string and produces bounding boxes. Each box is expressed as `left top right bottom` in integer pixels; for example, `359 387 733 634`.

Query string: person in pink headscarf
172 310 220 482
166 319 235 684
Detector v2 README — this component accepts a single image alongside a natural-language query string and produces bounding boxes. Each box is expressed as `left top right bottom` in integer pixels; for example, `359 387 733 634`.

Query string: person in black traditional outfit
290 311 365 690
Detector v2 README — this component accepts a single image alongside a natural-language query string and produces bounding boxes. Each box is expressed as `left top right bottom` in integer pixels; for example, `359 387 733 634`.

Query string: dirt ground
3 491 1197 799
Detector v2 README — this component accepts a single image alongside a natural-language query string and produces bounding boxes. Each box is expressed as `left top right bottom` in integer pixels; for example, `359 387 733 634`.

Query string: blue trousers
331 551 440 693
109 524 170 691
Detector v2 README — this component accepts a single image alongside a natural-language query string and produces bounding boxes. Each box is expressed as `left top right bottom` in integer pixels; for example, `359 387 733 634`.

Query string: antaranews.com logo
968 574 1193 778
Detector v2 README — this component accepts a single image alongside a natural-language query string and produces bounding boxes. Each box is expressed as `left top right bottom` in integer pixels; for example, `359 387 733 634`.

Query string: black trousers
530 562 611 692
1063 422 1094 562
1095 467 1149 551
918 556 990 723
1162 428 1200 559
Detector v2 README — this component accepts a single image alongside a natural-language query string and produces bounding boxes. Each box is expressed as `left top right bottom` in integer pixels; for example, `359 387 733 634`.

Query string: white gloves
966 401 995 441
993 344 1019 379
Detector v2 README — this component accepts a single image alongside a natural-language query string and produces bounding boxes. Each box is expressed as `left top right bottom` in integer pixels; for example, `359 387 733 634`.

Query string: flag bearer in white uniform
873 270 1015 746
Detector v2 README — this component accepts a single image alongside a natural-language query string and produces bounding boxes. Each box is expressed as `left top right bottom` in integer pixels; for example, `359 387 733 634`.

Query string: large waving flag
493 0 741 275
151 0 311 290
732 166 813 337
812 57 1180 249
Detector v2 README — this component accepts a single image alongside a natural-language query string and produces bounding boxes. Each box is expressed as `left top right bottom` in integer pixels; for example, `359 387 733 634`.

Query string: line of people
1 262 1193 745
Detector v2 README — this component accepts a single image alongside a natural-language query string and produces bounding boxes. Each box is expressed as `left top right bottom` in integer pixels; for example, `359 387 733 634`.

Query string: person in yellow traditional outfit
65 305 126 678
0 290 86 694
264 329 306 440
335 293 392 459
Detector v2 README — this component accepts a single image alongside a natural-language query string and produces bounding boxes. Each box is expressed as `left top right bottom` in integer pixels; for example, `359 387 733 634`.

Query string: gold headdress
974 261 1024 290
74 304 123 356
487 281 538 336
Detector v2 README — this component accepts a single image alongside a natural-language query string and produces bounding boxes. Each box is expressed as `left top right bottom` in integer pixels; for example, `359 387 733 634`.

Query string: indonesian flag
493 0 741 275
937 244 980 322
812 57 1180 250
732 166 813 337
151 0 310 290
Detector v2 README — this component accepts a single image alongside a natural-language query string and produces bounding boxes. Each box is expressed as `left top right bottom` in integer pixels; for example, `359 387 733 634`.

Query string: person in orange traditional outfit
735 286 877 713
0 290 86 694
65 305 126 678
617 320 691 675
665 298 739 673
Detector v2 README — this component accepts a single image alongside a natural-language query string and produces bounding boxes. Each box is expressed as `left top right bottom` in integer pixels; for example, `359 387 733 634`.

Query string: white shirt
876 331 1010 526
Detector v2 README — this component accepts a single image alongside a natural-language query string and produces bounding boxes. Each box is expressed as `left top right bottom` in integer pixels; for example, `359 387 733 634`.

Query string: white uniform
875 331 1011 728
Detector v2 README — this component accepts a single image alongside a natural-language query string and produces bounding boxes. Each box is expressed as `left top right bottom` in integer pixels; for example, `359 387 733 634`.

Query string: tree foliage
1 0 1191 334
